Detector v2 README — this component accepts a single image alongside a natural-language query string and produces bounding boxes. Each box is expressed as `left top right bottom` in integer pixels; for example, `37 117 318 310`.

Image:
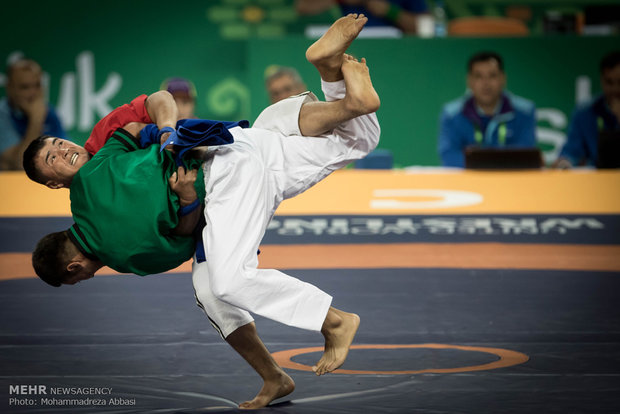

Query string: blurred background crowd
1 0 619 170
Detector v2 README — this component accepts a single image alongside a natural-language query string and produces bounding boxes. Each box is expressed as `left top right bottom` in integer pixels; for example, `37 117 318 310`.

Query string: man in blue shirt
0 58 67 170
438 51 537 168
296 0 428 34
555 50 620 168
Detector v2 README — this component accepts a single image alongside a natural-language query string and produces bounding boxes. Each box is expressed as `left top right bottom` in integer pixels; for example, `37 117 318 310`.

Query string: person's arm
0 92 47 170
438 110 464 167
168 166 202 236
610 97 620 124
295 0 337 15
553 108 587 168
144 90 178 146
521 105 537 147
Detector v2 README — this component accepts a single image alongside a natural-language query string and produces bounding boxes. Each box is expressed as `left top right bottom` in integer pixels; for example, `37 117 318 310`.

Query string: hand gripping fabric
139 119 249 165
160 119 249 165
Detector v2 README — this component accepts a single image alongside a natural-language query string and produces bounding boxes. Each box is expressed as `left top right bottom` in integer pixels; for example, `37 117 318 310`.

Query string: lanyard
475 123 506 146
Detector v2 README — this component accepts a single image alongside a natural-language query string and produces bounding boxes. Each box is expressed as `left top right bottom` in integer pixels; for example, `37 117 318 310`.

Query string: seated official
555 50 620 168
0 58 67 170
438 51 537 168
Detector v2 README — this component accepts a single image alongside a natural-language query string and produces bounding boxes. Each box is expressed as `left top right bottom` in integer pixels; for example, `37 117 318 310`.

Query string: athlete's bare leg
299 14 380 137
313 307 360 376
299 55 380 137
225 322 295 409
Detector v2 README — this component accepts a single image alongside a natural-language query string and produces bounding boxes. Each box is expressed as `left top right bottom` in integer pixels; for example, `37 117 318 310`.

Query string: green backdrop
1 0 618 166
249 35 620 166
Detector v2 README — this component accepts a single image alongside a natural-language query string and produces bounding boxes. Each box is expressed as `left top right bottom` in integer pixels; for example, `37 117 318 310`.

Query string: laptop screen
597 130 620 169
464 147 543 170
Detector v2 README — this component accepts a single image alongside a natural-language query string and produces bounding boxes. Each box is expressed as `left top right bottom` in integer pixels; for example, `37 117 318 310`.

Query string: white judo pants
192 79 380 338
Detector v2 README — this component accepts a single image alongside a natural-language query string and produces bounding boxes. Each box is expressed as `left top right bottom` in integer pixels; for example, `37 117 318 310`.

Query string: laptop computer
596 130 620 169
464 147 543 170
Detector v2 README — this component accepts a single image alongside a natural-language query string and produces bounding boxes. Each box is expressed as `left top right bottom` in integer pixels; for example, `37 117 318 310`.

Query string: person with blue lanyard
555 50 620 168
0 58 67 170
438 51 537 168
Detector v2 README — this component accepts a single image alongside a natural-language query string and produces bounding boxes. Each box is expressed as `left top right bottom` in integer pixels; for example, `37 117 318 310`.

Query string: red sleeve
84 94 152 154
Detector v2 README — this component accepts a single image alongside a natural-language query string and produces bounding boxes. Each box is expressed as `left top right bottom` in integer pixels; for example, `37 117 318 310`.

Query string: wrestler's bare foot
306 13 368 82
313 307 360 376
239 370 295 409
341 55 381 116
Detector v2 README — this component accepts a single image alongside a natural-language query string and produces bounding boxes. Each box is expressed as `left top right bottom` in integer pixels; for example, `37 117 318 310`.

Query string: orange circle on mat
271 343 529 375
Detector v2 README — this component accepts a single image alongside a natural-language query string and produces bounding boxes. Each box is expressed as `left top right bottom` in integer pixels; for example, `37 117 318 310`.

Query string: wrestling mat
1 169 619 413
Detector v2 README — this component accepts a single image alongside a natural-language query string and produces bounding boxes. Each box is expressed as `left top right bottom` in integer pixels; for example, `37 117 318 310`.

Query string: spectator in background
160 77 197 119
0 58 67 170
264 65 307 104
438 51 537 168
555 51 620 168
296 0 428 35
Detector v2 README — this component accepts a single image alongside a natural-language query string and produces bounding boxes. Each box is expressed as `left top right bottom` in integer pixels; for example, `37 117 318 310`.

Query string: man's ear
66 261 84 274
46 180 65 189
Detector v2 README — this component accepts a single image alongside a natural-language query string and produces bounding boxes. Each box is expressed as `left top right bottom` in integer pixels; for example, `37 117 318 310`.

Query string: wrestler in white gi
192 17 380 375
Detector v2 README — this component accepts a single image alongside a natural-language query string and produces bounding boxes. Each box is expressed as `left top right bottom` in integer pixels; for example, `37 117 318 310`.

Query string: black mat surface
2 268 619 413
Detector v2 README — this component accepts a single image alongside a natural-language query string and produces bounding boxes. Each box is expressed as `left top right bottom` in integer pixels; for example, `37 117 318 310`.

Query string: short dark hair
600 50 620 73
32 230 73 287
467 52 504 73
6 58 42 81
23 135 51 184
264 65 305 87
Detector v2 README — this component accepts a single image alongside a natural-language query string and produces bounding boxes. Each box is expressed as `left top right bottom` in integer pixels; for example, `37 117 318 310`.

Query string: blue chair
354 149 394 169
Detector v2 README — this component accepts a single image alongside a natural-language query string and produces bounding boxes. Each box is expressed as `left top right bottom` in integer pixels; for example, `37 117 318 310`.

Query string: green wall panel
2 0 618 165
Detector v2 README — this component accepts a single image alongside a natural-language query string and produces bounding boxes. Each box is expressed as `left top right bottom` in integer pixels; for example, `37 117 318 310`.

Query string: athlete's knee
361 113 381 147
336 113 380 147
193 281 214 308
209 279 232 302
208 263 241 302
209 263 259 303
358 114 381 154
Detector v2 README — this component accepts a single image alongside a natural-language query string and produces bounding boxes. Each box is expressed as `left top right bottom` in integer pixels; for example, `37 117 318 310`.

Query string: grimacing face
467 59 506 111
35 137 91 188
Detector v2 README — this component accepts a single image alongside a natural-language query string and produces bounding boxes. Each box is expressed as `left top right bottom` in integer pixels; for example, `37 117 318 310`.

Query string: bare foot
306 13 368 82
312 307 360 376
341 55 381 116
239 370 295 409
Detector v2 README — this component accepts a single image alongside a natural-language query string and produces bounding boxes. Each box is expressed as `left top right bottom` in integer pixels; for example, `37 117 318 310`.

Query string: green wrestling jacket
68 128 206 275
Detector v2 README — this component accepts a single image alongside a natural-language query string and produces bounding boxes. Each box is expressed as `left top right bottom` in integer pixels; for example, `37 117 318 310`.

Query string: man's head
32 230 100 287
6 59 43 111
600 51 620 106
264 66 307 104
23 135 91 188
161 77 196 119
467 52 506 111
